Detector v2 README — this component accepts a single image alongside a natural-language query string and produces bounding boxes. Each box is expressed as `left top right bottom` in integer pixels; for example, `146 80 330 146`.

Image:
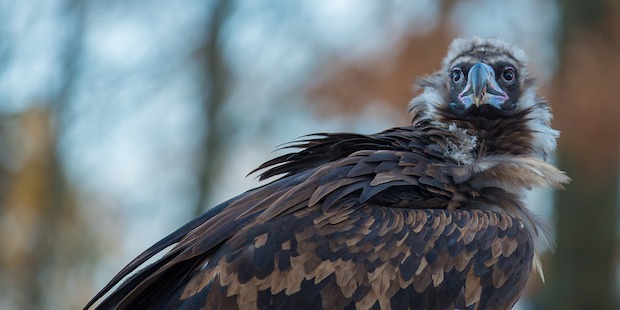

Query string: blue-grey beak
458 63 508 108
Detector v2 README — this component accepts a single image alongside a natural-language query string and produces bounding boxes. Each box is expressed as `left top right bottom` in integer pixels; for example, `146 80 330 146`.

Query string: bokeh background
1 0 618 309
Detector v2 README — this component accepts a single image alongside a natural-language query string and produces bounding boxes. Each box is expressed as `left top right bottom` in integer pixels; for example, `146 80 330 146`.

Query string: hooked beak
458 63 509 108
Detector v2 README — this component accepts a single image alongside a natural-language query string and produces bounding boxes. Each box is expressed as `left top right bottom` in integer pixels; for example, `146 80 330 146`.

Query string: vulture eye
452 68 464 83
501 66 516 83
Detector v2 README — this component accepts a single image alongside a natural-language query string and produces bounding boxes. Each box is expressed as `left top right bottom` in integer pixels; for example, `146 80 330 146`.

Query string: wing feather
86 126 567 309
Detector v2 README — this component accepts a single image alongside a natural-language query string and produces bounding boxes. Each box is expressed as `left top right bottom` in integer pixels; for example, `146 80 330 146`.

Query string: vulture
86 37 569 310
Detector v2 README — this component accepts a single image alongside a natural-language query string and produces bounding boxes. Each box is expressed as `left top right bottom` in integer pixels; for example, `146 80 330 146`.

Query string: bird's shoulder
86 124 567 309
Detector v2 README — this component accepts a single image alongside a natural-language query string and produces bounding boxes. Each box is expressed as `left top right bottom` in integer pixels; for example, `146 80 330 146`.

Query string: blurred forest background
0 0 618 309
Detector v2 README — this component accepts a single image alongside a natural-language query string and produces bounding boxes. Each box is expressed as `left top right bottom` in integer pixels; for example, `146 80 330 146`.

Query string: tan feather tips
451 156 571 192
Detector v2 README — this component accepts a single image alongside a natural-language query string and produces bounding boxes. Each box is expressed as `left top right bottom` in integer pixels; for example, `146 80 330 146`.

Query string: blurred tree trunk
544 1 620 309
194 0 234 216
0 108 80 309
1 109 57 309
0 0 89 309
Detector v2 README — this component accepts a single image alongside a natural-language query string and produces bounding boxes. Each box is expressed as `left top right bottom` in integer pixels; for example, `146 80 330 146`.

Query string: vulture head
410 36 558 161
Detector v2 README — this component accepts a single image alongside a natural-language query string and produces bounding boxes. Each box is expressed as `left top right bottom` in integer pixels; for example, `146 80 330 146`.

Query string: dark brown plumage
85 37 569 310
